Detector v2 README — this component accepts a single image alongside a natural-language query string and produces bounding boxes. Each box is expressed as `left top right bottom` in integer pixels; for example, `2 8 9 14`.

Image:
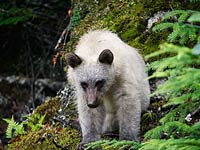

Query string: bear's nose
87 103 99 108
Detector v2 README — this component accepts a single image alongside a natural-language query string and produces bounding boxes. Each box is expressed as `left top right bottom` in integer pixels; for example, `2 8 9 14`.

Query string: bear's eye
80 82 88 90
95 80 105 89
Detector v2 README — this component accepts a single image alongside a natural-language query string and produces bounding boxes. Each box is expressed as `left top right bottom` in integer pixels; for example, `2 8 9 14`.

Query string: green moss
65 0 197 62
34 97 61 122
5 95 80 150
8 126 81 150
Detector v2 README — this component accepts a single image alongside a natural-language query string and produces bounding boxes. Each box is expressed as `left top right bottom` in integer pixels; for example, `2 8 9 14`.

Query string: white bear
66 30 150 143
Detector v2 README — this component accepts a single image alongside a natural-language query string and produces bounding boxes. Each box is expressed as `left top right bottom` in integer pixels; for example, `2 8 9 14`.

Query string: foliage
4 94 80 149
23 113 46 132
8 126 80 150
65 0 198 57
0 4 34 26
141 138 200 150
3 116 25 138
3 97 61 139
70 4 81 29
34 97 61 122
142 42 200 148
142 6 200 150
153 10 200 45
0 0 67 79
85 139 141 150
142 122 200 150
85 2 200 150
3 113 46 138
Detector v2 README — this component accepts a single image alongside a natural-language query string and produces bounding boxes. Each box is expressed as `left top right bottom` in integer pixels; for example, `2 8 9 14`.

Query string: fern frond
15 122 25 135
188 28 197 41
178 12 190 22
152 10 200 44
38 113 46 125
167 26 180 42
3 116 20 138
85 140 141 150
144 125 163 139
163 94 191 107
141 138 200 150
144 121 194 140
188 12 200 22
162 10 196 21
152 23 174 31
24 113 46 132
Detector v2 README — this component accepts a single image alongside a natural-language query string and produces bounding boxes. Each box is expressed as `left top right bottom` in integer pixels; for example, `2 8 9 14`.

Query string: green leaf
162 10 187 20
152 23 174 32
3 116 25 138
178 12 190 22
188 12 200 22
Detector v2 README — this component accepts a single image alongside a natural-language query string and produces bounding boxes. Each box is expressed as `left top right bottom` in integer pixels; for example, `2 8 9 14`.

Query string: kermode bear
66 30 150 143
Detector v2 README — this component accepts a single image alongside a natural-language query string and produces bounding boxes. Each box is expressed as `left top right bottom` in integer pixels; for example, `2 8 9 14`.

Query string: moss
33 97 61 122
8 126 81 150
5 94 80 150
65 0 197 62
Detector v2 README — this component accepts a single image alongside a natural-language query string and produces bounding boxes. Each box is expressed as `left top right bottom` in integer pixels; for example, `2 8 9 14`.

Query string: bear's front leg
102 113 119 134
117 96 141 142
77 99 105 144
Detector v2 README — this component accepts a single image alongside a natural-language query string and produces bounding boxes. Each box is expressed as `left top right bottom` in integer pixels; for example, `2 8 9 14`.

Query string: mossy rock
65 0 198 61
8 126 81 150
6 94 80 150
33 97 61 123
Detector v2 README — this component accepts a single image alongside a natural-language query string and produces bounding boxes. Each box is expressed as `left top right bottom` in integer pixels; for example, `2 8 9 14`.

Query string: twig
53 1 76 65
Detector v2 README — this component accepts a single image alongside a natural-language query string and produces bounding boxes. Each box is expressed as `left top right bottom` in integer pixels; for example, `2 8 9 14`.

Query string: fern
161 10 195 21
85 140 141 150
144 7 200 149
141 138 200 150
152 23 174 31
84 9 200 150
144 121 192 140
3 113 46 139
143 121 200 149
23 113 46 132
3 116 25 138
153 10 200 45
188 12 200 22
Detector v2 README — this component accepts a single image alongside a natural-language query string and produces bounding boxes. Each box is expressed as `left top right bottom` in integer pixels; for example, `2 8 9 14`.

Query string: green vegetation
8 126 80 150
4 96 80 150
0 0 67 78
33 97 61 122
85 140 141 150
3 114 46 139
3 0 200 149
3 116 25 139
66 0 199 57
153 10 200 45
0 3 34 26
85 1 200 150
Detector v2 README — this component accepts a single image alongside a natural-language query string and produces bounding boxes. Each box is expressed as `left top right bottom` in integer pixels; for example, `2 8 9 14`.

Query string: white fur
67 30 150 143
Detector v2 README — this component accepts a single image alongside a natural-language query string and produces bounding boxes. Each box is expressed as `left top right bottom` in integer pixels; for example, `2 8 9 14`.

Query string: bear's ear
98 49 114 65
66 52 82 68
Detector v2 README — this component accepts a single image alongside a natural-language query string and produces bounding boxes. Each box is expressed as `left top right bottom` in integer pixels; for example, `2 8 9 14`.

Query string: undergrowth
85 1 200 149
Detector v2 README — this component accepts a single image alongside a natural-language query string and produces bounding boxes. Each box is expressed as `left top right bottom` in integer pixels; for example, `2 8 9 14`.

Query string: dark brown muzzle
86 88 99 108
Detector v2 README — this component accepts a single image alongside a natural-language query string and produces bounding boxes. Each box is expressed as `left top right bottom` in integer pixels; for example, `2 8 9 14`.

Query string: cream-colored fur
67 30 150 143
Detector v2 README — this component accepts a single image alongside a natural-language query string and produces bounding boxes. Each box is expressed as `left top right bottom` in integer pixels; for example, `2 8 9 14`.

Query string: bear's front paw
78 141 102 150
